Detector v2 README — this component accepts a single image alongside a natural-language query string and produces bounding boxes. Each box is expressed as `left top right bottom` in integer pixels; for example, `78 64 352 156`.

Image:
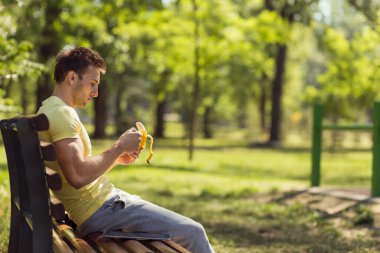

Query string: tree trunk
20 78 28 114
4 78 12 98
154 99 166 138
265 0 274 11
203 105 212 139
347 0 377 23
259 84 267 135
268 44 288 146
93 82 108 139
35 0 62 111
114 85 126 136
36 74 54 111
258 73 270 135
154 69 171 139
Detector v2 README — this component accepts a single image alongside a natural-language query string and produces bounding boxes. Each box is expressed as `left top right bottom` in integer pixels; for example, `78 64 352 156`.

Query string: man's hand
117 151 140 165
116 129 142 153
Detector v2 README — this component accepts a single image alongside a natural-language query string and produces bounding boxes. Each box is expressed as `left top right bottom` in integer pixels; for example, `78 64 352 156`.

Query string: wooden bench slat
120 240 153 253
45 167 62 190
56 224 96 253
52 229 74 253
149 241 179 253
163 241 191 253
40 141 56 161
94 237 130 253
75 238 98 253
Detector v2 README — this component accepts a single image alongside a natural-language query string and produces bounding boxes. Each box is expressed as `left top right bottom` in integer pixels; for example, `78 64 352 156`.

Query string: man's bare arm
54 131 141 189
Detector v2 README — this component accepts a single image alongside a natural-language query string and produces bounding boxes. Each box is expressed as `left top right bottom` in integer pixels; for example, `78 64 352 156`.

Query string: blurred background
1 0 380 252
0 0 378 149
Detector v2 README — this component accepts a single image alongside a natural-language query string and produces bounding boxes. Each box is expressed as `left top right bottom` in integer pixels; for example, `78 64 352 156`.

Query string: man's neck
52 85 74 107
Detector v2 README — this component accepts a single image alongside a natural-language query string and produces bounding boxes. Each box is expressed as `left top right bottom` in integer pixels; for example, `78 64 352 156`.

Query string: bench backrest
1 114 64 253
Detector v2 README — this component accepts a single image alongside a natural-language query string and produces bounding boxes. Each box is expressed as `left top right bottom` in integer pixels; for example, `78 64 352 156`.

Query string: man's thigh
79 188 192 235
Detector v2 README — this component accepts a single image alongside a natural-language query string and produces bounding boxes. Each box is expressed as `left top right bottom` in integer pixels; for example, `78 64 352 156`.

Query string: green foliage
305 25 380 120
0 188 10 253
0 3 42 77
301 1 380 124
0 147 10 253
0 2 44 116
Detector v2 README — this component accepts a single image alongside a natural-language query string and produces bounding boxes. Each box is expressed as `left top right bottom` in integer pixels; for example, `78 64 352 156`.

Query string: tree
264 0 319 146
114 9 183 138
35 0 63 111
305 14 380 121
347 0 379 25
0 1 43 116
60 0 164 138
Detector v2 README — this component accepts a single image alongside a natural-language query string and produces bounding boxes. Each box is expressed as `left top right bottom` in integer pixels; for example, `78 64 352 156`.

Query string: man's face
72 65 101 108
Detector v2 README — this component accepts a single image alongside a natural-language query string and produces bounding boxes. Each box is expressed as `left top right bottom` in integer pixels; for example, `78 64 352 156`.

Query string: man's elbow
66 177 87 189
70 181 85 190
60 164 92 189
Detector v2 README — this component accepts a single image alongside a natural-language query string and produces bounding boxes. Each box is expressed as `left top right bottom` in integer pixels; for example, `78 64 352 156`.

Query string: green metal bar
323 124 373 131
311 104 323 187
372 102 380 196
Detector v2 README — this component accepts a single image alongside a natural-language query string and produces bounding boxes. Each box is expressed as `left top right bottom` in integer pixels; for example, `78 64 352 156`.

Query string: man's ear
67 71 76 86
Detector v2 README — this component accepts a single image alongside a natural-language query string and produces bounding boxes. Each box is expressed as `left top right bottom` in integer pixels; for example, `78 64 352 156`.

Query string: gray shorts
78 188 214 253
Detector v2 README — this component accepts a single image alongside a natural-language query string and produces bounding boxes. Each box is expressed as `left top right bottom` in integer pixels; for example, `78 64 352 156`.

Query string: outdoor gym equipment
311 102 380 197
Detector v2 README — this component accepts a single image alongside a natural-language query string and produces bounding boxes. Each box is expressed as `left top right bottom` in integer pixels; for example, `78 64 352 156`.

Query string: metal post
372 102 380 196
311 104 323 187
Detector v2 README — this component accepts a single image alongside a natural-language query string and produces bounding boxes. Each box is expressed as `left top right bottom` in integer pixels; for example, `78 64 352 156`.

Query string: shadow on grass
155 144 250 150
117 164 199 173
206 220 319 247
120 163 309 181
251 145 371 154
166 194 380 252
206 220 380 251
120 162 371 186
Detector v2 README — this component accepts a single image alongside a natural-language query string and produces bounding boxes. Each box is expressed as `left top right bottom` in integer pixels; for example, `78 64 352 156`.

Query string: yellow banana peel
136 122 154 164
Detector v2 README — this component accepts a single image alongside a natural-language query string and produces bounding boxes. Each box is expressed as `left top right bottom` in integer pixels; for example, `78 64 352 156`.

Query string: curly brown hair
54 47 106 84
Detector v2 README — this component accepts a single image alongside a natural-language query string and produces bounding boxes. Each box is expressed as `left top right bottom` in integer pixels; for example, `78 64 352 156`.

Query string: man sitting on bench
38 46 215 253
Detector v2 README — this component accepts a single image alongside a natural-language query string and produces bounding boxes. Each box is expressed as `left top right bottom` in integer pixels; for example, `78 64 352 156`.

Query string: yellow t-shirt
38 96 114 226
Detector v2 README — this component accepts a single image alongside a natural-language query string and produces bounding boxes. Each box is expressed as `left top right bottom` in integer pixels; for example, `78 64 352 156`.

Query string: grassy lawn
0 133 379 252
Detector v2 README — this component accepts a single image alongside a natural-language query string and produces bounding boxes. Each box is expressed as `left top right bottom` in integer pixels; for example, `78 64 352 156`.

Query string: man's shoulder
39 104 82 139
40 103 79 122
37 97 82 137
55 105 78 118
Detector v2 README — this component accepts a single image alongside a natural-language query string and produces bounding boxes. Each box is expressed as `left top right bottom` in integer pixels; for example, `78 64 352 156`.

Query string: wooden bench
1 114 191 253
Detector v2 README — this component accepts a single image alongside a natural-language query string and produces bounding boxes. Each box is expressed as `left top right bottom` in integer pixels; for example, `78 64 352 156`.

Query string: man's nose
92 86 98 97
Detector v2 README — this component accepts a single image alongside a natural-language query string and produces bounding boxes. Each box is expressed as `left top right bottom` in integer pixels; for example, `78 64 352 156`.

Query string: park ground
0 126 380 252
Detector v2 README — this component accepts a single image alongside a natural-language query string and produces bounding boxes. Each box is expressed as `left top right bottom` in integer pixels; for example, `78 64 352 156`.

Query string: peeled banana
136 122 154 164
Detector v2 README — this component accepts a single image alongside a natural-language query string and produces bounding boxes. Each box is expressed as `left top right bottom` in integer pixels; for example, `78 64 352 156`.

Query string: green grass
0 136 379 252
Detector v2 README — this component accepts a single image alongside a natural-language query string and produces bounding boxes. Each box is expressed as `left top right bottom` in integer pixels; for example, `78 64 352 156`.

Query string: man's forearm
68 142 124 189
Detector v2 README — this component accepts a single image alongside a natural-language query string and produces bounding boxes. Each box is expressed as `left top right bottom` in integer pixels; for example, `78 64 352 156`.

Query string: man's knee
179 221 214 253
188 221 205 232
181 220 208 242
